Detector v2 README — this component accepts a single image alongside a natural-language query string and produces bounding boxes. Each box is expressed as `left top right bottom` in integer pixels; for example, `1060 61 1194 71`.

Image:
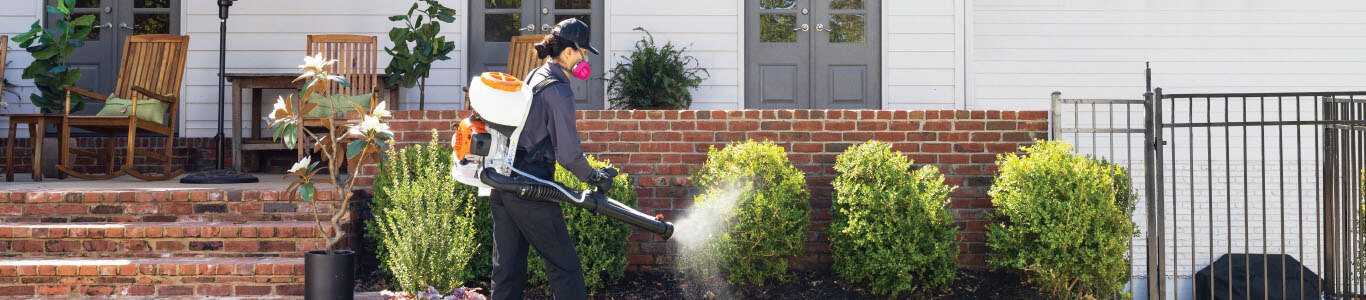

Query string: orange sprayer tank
453 116 488 160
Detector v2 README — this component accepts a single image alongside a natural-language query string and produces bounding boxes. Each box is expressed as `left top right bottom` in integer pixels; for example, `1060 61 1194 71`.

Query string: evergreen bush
829 141 959 296
986 140 1136 299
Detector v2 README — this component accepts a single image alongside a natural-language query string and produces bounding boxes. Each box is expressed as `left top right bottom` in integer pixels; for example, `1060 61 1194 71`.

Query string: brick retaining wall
359 109 1050 271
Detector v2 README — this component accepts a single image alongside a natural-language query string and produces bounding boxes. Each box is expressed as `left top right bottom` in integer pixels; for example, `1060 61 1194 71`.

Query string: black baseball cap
551 18 599 55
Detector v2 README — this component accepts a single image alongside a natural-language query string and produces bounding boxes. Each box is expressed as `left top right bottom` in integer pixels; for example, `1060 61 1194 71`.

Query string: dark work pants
490 188 588 300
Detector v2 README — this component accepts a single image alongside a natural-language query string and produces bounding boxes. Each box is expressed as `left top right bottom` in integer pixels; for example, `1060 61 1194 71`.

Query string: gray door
48 0 180 114
745 0 879 109
469 0 604 109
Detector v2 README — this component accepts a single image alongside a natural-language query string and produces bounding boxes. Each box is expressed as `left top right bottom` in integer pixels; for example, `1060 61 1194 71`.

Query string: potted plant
270 53 394 300
383 0 456 110
604 27 709 110
13 0 95 177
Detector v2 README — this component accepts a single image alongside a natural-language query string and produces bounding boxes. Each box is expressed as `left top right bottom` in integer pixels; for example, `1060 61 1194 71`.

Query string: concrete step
0 256 304 298
0 222 327 258
0 189 346 223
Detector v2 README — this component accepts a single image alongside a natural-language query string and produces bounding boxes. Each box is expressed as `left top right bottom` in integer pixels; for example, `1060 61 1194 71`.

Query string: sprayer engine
451 72 674 240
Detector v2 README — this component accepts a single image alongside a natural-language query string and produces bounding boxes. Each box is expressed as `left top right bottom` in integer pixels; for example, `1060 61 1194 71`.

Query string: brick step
0 189 345 223
0 256 304 298
0 222 328 258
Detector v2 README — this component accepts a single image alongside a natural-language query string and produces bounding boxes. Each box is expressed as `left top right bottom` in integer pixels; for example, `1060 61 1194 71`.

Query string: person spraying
451 18 673 300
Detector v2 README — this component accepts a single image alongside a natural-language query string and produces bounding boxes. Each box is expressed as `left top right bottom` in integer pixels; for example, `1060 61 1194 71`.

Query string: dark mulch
516 269 1055 300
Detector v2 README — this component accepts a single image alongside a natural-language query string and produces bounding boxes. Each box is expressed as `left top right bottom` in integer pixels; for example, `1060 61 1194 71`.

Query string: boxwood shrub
829 141 959 296
369 135 480 292
986 140 1137 298
680 140 810 285
525 156 637 294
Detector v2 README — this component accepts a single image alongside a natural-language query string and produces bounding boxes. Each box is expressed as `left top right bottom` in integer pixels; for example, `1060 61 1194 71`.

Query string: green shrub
829 141 958 296
370 135 480 292
604 27 709 110
525 156 636 294
680 140 810 285
986 140 1136 299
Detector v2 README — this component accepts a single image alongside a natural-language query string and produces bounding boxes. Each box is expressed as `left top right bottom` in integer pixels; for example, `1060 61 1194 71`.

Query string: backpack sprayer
450 72 674 240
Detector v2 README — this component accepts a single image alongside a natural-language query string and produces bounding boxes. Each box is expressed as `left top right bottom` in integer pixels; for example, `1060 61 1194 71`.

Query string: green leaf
47 6 63 16
436 13 455 23
388 15 409 21
347 139 367 159
301 183 315 202
70 14 95 27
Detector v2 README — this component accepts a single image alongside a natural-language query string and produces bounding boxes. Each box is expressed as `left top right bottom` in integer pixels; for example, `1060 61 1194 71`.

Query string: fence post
1144 89 1166 299
1323 96 1338 296
1050 91 1062 140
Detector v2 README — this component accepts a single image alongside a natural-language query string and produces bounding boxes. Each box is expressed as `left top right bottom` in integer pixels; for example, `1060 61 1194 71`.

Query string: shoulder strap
532 76 563 95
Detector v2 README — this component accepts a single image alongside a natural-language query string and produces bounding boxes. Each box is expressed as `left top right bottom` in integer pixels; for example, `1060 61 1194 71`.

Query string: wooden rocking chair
464 34 547 110
59 34 188 181
299 34 380 159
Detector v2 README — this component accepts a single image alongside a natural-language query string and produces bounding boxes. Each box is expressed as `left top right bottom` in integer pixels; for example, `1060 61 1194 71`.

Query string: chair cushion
94 94 169 124
304 92 373 118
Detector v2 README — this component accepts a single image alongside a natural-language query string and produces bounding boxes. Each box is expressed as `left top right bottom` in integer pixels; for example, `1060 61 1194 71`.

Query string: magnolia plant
270 53 395 251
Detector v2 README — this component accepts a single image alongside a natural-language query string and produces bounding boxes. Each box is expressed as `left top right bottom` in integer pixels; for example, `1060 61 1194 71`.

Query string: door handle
519 24 536 32
815 23 827 32
794 24 809 32
119 23 134 30
98 23 113 29
542 24 553 32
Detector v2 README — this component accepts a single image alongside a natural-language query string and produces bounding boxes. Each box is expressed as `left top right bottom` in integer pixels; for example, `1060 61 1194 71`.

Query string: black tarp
1194 253 1320 300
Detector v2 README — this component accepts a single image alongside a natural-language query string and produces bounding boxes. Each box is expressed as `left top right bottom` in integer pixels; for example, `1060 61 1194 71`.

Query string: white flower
289 156 311 173
371 101 391 118
272 96 288 114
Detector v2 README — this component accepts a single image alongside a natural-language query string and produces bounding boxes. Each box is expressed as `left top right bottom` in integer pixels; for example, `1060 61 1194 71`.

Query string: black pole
216 0 230 170
181 0 257 184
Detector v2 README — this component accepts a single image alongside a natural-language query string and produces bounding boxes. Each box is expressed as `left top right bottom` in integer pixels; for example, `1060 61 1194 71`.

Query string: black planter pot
305 250 355 300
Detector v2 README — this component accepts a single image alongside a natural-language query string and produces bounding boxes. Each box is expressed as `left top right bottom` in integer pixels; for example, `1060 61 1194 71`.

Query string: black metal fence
1052 90 1366 299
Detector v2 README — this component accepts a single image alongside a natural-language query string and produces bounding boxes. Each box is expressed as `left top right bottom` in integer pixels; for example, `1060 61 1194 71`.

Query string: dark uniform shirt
518 61 595 182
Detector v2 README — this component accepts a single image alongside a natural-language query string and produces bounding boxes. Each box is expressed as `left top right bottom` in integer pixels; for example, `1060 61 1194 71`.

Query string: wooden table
226 73 400 171
4 113 65 181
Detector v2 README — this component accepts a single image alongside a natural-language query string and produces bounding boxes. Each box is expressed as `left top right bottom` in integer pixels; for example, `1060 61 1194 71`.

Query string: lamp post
181 0 258 183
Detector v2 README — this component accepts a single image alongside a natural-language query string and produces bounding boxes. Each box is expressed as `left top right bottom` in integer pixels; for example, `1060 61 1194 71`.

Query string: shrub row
371 137 1138 299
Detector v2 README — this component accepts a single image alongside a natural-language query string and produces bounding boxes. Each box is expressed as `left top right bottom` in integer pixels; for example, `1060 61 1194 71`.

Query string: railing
1052 90 1366 299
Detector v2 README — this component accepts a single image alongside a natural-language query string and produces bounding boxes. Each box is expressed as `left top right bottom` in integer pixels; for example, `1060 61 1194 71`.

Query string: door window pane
555 14 589 26
135 0 169 8
134 14 170 34
760 0 796 10
484 14 521 42
73 13 101 40
75 0 99 8
828 14 865 43
486 0 519 9
759 14 796 43
556 0 591 9
829 0 864 10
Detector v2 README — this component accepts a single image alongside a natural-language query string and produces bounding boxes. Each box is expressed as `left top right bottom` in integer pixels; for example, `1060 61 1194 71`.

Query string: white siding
970 0 1366 110
604 0 742 110
884 0 961 109
182 0 468 137
0 2 43 137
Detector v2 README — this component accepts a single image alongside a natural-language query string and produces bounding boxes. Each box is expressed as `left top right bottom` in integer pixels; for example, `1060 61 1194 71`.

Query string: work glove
588 167 618 193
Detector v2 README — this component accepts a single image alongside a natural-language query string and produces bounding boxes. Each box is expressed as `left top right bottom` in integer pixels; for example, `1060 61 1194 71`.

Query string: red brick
938 132 970 142
954 121 984 130
0 286 34 296
856 121 887 131
608 121 639 131
728 121 759 131
621 132 650 142
158 285 194 296
650 132 682 142
811 132 842 142
80 286 115 296
923 121 952 131
236 285 272 296
985 121 1017 130
760 121 791 130
696 121 726 131
37 285 69 296
940 154 970 164
987 143 1020 153
669 121 695 130
923 144 951 153
682 132 713 142
792 121 822 131
589 132 619 141
953 143 985 153
824 121 854 131
1019 111 1049 120
971 132 1001 142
